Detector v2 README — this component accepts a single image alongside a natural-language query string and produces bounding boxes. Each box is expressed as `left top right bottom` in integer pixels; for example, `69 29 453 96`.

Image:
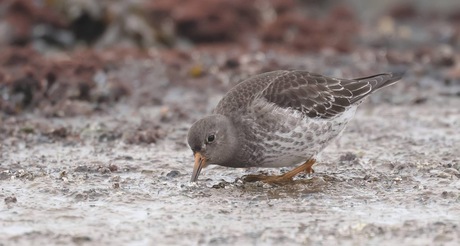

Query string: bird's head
187 114 238 182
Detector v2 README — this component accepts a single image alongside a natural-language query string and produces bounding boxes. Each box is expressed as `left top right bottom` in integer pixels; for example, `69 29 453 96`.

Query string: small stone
72 236 92 243
430 170 451 179
166 170 181 178
74 165 90 172
441 191 449 198
111 176 121 182
0 171 11 180
59 170 67 178
340 152 358 162
74 193 88 201
50 127 68 138
443 168 460 177
116 155 133 160
108 164 118 172
98 167 111 174
224 58 239 69
5 196 17 204
433 234 453 242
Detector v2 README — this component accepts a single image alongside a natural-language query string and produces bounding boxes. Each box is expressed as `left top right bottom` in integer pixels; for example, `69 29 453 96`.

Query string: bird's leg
305 162 315 174
244 159 316 184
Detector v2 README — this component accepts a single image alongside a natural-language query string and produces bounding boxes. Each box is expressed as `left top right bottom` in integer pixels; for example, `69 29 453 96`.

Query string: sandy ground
1 67 459 245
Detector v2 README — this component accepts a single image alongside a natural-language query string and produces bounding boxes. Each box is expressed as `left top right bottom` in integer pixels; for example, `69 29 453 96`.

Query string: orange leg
244 159 316 184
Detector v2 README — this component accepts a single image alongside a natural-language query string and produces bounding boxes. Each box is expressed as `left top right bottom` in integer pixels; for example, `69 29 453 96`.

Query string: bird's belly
254 134 316 167
247 107 357 168
258 151 309 168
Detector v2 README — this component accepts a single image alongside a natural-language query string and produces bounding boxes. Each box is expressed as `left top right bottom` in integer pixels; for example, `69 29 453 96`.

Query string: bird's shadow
211 174 341 199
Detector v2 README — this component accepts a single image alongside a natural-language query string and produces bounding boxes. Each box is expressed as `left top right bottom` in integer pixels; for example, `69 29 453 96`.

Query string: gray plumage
215 70 403 119
188 70 404 181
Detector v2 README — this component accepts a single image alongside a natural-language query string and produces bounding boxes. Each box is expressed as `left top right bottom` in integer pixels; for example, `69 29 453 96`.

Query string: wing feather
215 70 404 119
256 70 403 119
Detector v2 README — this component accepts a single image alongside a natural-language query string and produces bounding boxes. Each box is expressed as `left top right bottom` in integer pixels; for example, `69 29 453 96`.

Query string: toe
305 167 315 174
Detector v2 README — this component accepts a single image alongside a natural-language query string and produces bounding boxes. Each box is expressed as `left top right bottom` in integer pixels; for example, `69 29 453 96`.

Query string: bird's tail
354 71 405 90
346 70 405 104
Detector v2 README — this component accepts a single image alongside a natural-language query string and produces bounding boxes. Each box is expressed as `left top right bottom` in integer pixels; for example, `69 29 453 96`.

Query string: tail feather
346 71 405 104
354 71 405 89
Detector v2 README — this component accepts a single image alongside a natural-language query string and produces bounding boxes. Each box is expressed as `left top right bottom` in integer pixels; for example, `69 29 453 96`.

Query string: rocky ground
1 0 460 245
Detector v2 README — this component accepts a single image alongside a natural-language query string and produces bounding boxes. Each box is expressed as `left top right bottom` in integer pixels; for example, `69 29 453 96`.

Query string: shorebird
187 70 404 183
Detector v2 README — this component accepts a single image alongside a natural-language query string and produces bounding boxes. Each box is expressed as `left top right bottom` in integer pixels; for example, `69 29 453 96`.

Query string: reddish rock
0 47 133 115
3 0 66 45
388 4 418 20
148 0 259 42
261 5 357 52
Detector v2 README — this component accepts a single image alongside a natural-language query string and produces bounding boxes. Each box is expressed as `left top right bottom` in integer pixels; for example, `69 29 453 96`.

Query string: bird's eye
207 135 215 143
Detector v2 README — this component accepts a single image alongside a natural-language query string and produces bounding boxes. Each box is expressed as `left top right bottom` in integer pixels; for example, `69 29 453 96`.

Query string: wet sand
1 68 459 245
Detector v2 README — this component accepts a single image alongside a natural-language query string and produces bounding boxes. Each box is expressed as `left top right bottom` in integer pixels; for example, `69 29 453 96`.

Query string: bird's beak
191 152 207 182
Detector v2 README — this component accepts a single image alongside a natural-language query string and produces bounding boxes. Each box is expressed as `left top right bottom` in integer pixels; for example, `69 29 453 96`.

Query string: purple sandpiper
187 70 404 183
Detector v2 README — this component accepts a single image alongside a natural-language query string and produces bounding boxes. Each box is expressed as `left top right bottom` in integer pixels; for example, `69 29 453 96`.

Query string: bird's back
215 70 404 119
214 71 286 116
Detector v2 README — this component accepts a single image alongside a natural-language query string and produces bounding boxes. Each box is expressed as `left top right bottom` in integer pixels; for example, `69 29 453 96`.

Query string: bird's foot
243 174 294 185
305 166 315 174
243 159 316 185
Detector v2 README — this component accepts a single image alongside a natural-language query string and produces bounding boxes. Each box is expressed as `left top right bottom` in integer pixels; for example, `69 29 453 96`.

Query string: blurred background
1 2 460 244
0 0 459 116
